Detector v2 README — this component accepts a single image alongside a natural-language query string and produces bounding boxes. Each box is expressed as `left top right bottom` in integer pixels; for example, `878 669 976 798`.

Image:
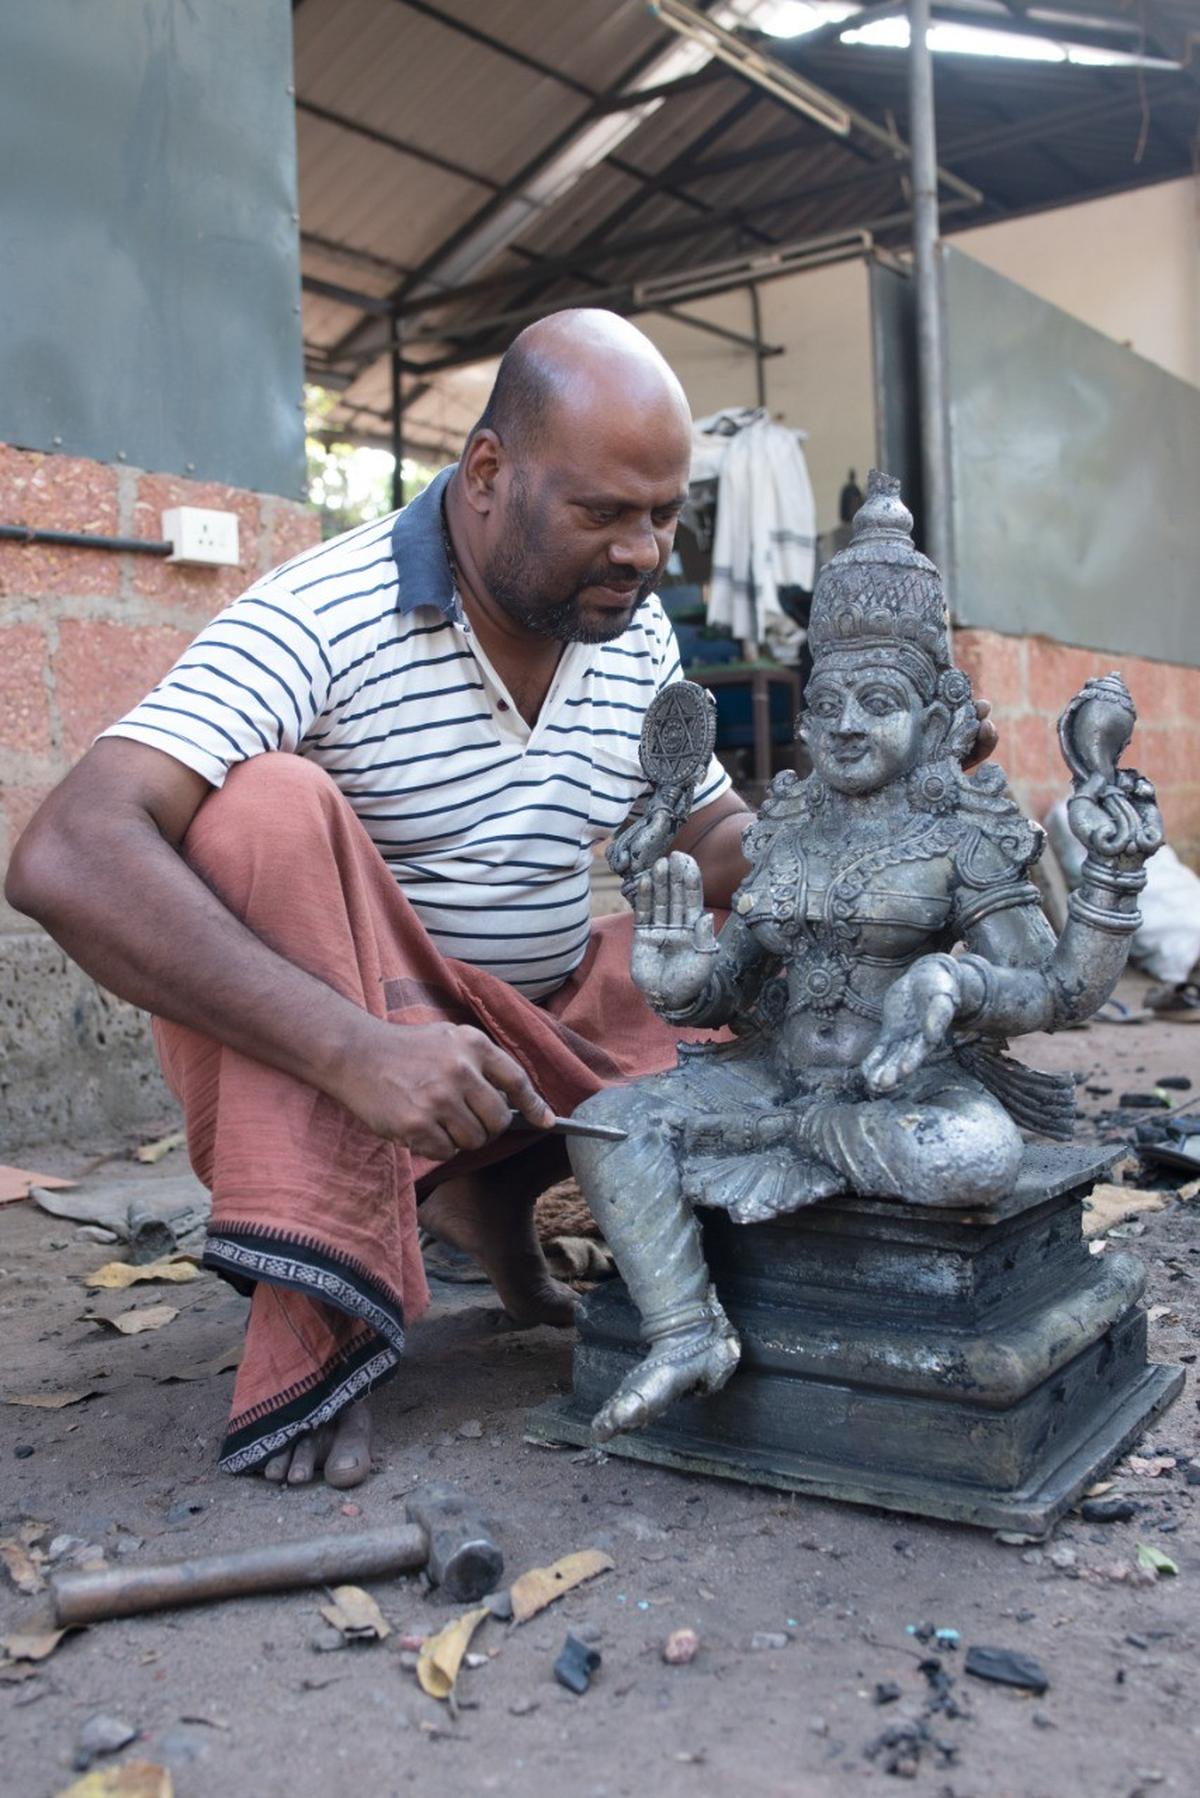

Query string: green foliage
304 386 436 538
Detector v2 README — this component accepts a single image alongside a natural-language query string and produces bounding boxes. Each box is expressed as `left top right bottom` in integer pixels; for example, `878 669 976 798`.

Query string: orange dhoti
154 753 708 1472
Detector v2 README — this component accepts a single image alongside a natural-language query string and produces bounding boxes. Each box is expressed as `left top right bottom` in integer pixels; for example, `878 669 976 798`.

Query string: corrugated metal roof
293 0 1200 448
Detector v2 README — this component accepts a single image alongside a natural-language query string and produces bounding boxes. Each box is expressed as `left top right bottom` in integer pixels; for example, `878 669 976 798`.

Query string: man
6 311 756 1487
10 309 995 1488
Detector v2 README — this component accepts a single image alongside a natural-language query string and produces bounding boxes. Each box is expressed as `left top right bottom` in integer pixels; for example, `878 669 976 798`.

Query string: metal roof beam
389 0 596 101
302 232 409 280
307 70 1191 368
325 10 734 363
295 98 503 191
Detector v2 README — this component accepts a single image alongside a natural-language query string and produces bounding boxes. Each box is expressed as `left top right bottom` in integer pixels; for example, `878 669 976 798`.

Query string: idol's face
800 662 927 795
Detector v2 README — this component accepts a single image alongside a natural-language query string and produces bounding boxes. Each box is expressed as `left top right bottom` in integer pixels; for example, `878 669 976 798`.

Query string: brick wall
0 442 319 919
955 629 1200 864
0 440 319 1145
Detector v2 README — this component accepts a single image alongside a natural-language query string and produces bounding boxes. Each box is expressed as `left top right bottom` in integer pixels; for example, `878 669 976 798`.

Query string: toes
286 1434 320 1485
325 1445 371 1489
263 1449 292 1483
325 1402 373 1490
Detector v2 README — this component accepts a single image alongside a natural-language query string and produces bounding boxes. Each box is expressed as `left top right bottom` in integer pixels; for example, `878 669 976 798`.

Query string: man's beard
483 482 658 644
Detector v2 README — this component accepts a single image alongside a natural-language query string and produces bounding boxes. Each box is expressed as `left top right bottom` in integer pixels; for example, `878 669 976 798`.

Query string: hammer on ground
49 1481 501 1625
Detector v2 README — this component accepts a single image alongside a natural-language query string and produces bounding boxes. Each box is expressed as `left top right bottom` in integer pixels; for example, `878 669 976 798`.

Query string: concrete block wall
0 440 319 1149
955 629 1200 863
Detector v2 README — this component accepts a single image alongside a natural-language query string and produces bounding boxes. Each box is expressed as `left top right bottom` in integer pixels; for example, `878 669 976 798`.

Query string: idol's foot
262 1397 373 1489
591 1318 741 1444
420 1175 578 1329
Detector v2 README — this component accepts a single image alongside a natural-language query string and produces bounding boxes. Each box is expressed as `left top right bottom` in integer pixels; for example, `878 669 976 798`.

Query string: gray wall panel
869 258 924 553
0 0 305 497
943 246 1200 667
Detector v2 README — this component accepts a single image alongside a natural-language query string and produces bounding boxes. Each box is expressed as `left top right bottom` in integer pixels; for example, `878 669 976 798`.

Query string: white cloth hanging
706 415 816 642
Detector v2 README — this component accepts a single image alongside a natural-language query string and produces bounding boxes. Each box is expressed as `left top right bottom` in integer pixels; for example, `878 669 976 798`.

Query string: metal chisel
508 1110 628 1143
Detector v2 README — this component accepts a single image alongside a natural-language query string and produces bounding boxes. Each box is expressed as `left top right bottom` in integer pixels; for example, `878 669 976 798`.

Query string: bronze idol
568 471 1163 1445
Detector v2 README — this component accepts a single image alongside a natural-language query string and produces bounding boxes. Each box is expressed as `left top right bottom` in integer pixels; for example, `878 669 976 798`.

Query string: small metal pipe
390 313 406 511
908 0 954 593
0 524 172 556
748 283 768 410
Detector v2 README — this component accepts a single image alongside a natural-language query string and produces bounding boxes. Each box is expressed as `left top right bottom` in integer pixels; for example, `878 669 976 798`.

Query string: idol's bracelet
1068 855 1146 935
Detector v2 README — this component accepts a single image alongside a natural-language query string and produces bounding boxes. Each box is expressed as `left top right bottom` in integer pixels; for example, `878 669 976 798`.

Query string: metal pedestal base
528 1145 1183 1534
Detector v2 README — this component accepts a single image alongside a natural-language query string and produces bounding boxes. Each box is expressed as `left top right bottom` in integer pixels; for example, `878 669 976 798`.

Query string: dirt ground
3 975 1199 1798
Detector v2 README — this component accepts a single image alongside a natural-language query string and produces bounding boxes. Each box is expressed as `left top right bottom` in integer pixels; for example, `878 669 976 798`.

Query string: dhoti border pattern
204 1225 407 1474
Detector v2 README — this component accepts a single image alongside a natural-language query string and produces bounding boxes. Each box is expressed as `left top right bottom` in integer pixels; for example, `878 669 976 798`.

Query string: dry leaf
2 1626 72 1662
6 1390 97 1410
0 1164 75 1205
0 1660 40 1684
416 1606 489 1700
55 1762 172 1798
85 1258 199 1290
134 1130 186 1165
318 1585 392 1643
1084 1480 1114 1498
1081 1186 1167 1238
0 1540 46 1595
510 1548 615 1625
1128 1454 1176 1477
1146 1304 1179 1325
86 1304 179 1336
156 1344 241 1383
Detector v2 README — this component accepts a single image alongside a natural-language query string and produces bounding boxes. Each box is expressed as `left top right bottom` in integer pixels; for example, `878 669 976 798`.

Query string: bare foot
591 1319 740 1443
262 1397 373 1488
421 1173 578 1329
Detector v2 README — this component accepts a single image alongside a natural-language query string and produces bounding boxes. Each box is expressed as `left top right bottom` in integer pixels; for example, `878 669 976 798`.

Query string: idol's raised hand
630 853 718 1016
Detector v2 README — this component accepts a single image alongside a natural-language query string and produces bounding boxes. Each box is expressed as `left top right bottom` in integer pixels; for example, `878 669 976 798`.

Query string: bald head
453 309 694 646
468 308 690 456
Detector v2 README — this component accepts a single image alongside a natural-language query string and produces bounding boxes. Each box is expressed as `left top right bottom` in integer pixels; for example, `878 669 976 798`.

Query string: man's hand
333 1022 554 1163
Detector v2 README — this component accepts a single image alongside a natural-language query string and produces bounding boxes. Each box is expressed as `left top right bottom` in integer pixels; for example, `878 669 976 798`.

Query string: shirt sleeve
98 582 334 787
648 609 732 815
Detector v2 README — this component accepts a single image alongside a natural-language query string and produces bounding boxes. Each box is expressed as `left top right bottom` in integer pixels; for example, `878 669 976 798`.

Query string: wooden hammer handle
51 1523 429 1625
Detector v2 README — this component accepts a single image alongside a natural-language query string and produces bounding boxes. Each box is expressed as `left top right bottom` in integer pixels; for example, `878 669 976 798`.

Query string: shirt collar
391 463 460 618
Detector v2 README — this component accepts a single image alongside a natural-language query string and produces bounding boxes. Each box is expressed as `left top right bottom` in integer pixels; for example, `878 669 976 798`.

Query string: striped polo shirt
103 467 730 998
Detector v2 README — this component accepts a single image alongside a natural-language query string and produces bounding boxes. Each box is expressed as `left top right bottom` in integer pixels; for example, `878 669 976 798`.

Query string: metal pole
908 0 953 593
748 283 767 410
390 313 405 511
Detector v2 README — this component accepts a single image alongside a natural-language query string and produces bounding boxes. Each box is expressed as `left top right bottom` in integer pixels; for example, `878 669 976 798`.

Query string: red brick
1126 656 1200 726
1133 724 1199 796
954 629 1026 716
1001 710 1061 793
131 473 261 609
0 443 121 599
53 618 194 761
1024 638 1128 718
0 622 52 754
267 498 321 575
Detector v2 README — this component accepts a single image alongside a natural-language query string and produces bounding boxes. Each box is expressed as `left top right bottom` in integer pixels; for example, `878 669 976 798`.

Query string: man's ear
461 429 503 514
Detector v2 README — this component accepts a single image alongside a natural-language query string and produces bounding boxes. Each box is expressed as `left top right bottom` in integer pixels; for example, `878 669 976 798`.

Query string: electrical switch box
161 507 241 567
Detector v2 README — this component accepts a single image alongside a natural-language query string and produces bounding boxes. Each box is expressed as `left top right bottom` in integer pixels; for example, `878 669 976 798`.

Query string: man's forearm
682 804 752 910
11 809 375 1102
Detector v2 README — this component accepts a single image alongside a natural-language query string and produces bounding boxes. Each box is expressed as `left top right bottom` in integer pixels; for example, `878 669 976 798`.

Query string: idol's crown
809 469 950 671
